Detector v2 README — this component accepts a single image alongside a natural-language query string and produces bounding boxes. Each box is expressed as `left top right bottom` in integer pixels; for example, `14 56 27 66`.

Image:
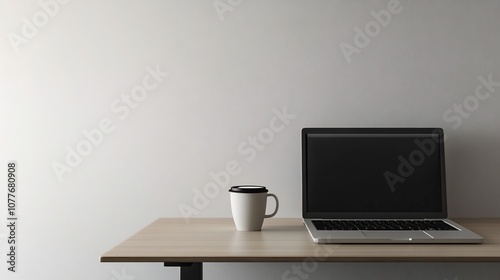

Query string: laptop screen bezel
302 127 448 219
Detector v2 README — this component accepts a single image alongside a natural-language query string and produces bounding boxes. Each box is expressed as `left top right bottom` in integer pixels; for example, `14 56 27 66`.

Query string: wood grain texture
100 218 500 263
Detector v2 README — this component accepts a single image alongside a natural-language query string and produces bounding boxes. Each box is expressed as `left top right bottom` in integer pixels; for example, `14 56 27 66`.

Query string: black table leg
164 262 202 280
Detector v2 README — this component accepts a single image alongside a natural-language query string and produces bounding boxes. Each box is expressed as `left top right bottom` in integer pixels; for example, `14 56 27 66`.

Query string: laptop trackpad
362 231 431 240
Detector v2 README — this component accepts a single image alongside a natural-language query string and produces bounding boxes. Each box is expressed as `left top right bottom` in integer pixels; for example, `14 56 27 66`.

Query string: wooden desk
100 218 500 280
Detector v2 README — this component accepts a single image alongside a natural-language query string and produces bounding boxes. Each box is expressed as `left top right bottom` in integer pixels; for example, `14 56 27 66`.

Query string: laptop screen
302 128 447 219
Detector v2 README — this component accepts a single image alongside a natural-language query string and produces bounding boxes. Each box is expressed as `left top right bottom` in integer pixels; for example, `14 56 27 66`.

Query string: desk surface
100 218 500 263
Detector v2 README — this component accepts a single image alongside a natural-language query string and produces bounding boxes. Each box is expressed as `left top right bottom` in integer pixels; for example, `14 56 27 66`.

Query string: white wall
1 0 500 279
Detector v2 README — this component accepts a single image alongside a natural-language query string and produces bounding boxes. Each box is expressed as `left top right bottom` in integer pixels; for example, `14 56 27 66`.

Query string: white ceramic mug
229 185 279 231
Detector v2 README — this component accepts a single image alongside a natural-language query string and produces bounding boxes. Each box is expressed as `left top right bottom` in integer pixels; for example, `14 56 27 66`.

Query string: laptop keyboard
312 220 458 231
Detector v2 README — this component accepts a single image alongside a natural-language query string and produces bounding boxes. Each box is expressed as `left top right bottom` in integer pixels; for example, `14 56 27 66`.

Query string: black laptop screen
302 128 447 219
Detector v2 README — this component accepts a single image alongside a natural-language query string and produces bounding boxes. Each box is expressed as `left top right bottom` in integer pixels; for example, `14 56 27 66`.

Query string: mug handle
264 193 279 218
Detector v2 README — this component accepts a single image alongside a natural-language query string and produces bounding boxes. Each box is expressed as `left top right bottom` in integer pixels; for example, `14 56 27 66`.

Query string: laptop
302 127 483 244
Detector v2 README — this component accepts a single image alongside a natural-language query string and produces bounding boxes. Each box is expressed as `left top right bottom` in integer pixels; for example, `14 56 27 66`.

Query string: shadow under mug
229 185 279 231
